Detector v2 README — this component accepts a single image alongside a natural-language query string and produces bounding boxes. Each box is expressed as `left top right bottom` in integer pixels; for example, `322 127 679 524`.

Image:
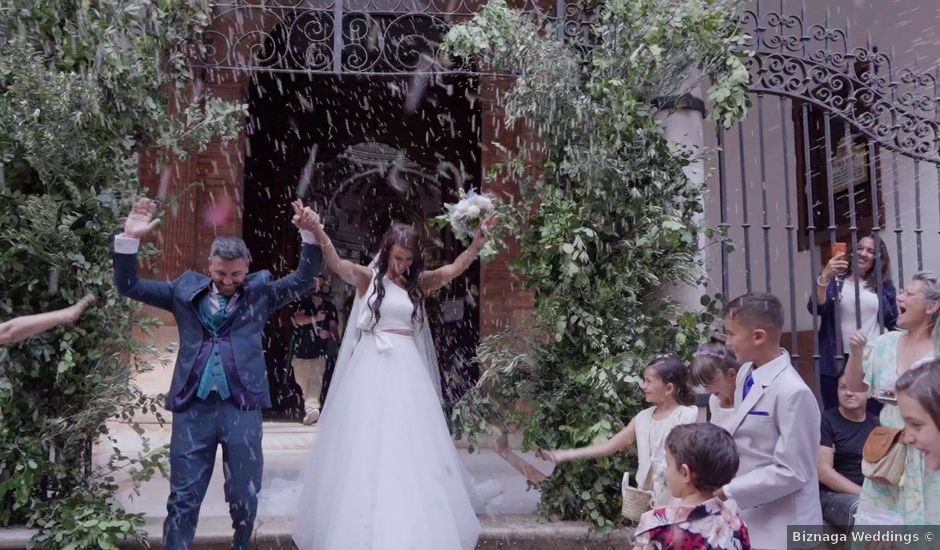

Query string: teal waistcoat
196 293 232 400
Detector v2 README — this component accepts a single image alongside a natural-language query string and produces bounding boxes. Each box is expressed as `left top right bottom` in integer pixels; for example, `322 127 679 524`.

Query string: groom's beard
216 282 242 296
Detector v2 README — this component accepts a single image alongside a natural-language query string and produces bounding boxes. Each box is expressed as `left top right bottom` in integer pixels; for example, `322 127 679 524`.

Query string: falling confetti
157 165 172 200
47 267 59 295
296 144 318 199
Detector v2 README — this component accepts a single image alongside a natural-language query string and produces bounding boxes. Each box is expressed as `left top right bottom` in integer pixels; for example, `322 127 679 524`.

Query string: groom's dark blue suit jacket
114 244 323 411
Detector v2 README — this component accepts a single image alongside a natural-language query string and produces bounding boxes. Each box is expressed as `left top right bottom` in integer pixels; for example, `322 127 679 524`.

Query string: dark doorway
243 73 482 420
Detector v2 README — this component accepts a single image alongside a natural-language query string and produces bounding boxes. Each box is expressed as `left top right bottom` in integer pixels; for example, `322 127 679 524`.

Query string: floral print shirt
858 330 940 525
633 497 750 550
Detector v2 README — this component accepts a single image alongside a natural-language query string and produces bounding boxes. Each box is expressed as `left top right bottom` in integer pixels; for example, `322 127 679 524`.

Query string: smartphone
875 390 898 405
831 242 847 259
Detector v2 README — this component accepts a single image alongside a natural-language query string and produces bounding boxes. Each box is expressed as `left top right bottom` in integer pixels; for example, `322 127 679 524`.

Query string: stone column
655 91 709 311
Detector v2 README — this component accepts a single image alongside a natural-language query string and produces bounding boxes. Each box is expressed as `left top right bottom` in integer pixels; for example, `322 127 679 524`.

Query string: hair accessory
694 349 727 360
694 345 737 361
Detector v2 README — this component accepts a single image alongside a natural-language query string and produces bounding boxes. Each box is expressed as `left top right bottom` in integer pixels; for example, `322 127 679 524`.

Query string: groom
113 197 323 549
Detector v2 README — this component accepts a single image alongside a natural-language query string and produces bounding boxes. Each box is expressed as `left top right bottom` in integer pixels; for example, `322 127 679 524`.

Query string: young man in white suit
716 292 822 549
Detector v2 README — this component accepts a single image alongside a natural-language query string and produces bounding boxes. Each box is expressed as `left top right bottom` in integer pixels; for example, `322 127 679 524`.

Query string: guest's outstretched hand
63 294 96 324
0 293 96 346
536 448 569 464
123 198 161 238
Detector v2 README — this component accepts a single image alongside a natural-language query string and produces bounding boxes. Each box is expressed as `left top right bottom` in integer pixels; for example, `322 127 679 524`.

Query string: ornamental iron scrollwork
339 13 452 73
192 0 591 75
740 4 939 163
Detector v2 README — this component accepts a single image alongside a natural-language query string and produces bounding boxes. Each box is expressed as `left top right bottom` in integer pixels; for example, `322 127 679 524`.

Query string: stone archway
313 140 445 255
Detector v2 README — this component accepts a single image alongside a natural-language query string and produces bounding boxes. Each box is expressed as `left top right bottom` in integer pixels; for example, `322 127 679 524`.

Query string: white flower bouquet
433 188 509 261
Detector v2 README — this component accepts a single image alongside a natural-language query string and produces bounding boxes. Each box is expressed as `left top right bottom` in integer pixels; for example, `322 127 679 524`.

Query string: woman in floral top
844 271 940 525
633 423 749 550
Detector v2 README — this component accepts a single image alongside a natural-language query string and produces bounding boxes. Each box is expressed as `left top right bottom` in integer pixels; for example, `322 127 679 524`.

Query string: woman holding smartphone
843 271 940 525
810 235 897 411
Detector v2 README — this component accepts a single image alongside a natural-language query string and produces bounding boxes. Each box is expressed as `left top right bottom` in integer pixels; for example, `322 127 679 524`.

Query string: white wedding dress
291 274 482 550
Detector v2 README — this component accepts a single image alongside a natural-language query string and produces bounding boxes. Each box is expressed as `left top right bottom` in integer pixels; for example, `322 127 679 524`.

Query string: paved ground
84 419 629 549
97 420 549 519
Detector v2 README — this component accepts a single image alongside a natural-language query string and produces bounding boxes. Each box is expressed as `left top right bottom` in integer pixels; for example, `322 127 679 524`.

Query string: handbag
862 426 906 486
621 470 654 522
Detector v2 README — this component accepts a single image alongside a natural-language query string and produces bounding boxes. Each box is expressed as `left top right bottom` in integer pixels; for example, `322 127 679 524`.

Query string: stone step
112 515 631 549
3 516 632 550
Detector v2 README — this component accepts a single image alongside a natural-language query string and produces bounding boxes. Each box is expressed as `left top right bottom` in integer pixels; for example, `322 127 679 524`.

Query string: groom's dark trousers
166 393 262 548
114 240 322 550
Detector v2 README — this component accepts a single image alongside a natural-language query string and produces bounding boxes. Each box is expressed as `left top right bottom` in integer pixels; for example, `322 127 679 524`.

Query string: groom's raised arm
269 199 324 309
113 198 174 311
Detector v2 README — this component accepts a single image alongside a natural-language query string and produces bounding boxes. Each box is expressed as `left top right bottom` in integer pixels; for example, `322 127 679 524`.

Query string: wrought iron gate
714 1 940 392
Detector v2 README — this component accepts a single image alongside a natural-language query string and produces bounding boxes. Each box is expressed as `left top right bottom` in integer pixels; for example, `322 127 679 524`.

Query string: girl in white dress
538 357 699 507
689 335 739 429
291 212 496 550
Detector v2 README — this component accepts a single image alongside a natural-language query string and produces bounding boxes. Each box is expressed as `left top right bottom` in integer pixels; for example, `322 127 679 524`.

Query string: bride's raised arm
421 214 497 294
302 207 372 294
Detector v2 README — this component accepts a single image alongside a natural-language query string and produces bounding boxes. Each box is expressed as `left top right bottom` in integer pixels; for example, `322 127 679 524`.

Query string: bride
291 209 497 550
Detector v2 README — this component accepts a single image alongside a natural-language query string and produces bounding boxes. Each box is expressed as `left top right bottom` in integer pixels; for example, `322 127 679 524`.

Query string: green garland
444 0 749 529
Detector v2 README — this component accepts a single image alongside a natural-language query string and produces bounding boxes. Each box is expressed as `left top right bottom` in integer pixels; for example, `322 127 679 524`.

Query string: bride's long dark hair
369 223 426 328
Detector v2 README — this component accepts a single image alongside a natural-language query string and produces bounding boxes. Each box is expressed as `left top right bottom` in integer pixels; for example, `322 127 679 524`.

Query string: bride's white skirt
291 332 481 550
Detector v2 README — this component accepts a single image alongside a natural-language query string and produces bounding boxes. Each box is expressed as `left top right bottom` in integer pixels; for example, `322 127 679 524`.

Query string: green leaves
29 491 147 549
444 0 747 530
0 0 237 545
157 99 247 160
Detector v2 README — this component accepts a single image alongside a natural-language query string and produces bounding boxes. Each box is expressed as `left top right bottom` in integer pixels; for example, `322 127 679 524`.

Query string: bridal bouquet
433 188 509 261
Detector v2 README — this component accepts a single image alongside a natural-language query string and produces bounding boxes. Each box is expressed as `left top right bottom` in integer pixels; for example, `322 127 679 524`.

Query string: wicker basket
620 471 653 522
